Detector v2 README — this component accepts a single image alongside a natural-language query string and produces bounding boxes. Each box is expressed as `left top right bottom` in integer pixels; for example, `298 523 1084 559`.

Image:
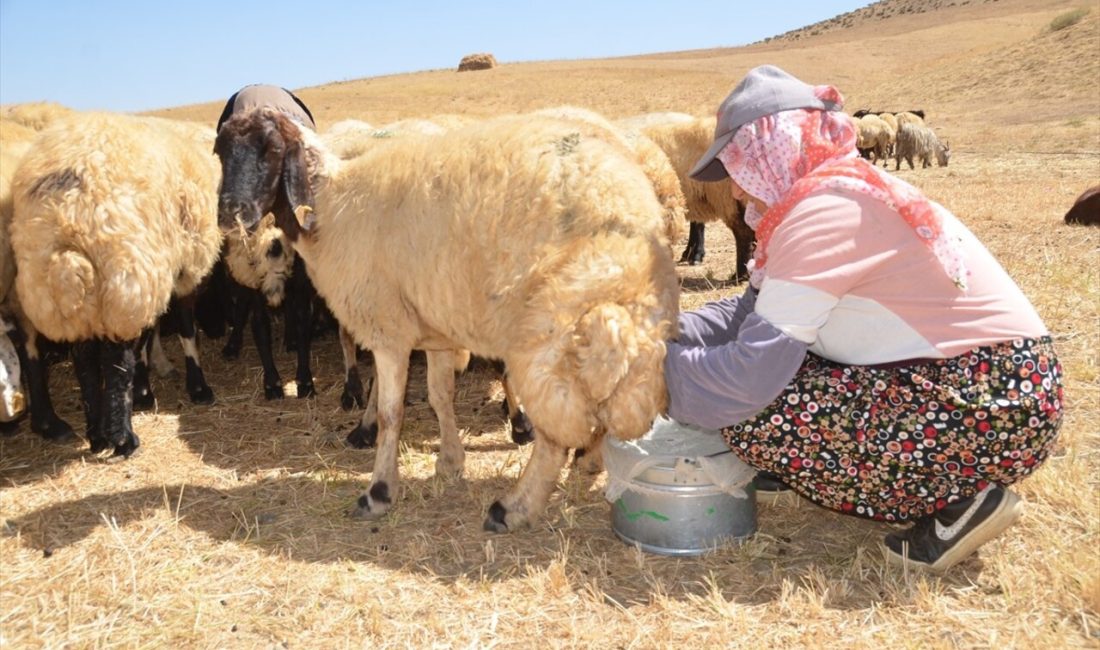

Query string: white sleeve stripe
754 278 837 344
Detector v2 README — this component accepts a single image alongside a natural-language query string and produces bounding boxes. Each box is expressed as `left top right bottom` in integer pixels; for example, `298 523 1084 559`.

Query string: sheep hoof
264 385 284 400
435 454 465 479
0 419 22 437
133 388 156 411
483 501 510 533
689 250 705 265
345 422 377 449
339 390 364 411
296 381 316 399
349 484 391 519
220 343 241 360
109 432 141 460
189 385 215 405
510 413 534 446
88 435 110 454
35 416 76 443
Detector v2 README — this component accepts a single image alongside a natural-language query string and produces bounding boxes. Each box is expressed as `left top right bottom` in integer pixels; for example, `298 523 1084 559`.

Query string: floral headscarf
717 96 968 291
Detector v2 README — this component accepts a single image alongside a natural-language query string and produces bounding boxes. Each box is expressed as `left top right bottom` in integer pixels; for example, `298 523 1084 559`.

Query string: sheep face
936 141 951 167
214 108 315 240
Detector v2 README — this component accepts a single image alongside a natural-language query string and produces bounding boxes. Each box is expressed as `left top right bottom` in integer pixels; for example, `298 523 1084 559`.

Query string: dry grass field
2 0 1098 647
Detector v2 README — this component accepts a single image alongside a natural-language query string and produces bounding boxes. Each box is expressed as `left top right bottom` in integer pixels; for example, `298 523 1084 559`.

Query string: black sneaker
753 471 794 505
884 484 1023 574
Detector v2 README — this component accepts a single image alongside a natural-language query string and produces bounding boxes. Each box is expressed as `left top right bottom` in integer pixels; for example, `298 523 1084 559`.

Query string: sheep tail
46 249 96 321
572 303 668 441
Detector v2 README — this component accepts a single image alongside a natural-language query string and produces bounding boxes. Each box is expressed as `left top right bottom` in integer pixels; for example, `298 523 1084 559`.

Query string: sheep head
214 107 316 241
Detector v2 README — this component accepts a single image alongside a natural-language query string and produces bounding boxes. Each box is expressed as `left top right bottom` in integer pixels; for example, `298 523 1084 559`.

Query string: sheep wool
531 106 686 251
11 112 223 342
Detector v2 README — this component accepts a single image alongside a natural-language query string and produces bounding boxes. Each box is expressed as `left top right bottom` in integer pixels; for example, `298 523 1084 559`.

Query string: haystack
457 53 497 72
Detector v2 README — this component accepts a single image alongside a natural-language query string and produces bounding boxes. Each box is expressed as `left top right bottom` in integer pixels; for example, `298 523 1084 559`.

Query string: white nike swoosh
935 486 992 541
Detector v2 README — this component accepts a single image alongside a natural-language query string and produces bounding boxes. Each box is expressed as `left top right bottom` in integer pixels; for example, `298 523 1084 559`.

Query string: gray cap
689 65 843 182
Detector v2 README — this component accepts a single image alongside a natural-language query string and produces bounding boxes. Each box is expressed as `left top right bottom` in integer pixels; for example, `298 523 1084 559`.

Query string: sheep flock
1 96 965 533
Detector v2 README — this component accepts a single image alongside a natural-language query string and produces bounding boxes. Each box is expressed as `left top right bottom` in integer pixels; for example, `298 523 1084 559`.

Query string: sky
0 0 870 113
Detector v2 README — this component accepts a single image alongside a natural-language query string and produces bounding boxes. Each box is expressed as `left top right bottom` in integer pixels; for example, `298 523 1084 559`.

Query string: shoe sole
884 490 1023 575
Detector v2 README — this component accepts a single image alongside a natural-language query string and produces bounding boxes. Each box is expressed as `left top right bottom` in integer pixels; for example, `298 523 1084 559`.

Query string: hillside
152 0 1099 154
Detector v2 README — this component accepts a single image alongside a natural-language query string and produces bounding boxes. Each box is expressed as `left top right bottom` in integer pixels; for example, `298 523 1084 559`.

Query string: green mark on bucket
616 498 670 522
706 507 716 516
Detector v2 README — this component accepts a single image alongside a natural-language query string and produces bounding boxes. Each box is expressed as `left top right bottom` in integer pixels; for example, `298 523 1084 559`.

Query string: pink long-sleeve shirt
665 188 1047 430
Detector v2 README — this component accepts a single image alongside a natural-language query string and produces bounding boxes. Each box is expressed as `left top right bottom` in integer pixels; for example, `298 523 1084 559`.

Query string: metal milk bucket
603 418 757 556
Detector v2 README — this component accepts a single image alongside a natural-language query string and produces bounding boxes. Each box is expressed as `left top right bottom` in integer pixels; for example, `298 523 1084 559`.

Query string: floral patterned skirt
721 337 1063 522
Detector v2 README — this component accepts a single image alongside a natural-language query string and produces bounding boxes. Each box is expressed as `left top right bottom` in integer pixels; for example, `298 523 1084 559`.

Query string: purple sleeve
675 285 757 347
664 312 809 430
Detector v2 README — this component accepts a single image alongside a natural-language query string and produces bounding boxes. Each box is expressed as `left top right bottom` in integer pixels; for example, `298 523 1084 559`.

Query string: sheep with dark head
215 108 678 531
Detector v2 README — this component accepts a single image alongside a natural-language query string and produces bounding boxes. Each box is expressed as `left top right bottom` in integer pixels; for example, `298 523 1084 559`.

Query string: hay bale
457 53 497 72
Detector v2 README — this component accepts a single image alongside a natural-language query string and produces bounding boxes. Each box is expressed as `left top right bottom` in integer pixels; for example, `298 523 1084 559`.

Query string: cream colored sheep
11 112 224 456
2 102 75 131
895 111 925 128
856 114 894 166
618 113 753 280
216 108 679 531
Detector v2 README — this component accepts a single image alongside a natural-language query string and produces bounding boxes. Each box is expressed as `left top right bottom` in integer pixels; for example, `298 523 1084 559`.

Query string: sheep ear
279 138 316 236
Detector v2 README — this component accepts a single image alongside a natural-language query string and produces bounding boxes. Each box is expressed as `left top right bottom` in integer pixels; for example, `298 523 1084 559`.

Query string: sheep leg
350 347 410 519
339 326 364 411
678 222 697 263
148 329 175 378
425 349 464 478
72 340 106 452
500 367 533 445
288 257 316 398
484 434 569 532
689 222 706 265
132 328 156 411
248 289 283 400
20 327 75 442
221 279 250 360
345 365 378 448
175 294 215 405
727 202 754 283
99 338 140 458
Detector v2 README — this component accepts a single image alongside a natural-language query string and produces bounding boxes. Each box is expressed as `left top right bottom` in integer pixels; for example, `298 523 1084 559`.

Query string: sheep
856 114 894 166
11 112 223 456
895 111 925 128
215 108 679 531
213 91 324 401
1064 185 1100 226
619 113 752 281
895 122 950 170
2 102 75 131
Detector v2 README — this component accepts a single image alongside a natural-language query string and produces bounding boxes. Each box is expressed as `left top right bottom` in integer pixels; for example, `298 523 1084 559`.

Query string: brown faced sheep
215 108 679 531
11 113 223 456
618 113 752 281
